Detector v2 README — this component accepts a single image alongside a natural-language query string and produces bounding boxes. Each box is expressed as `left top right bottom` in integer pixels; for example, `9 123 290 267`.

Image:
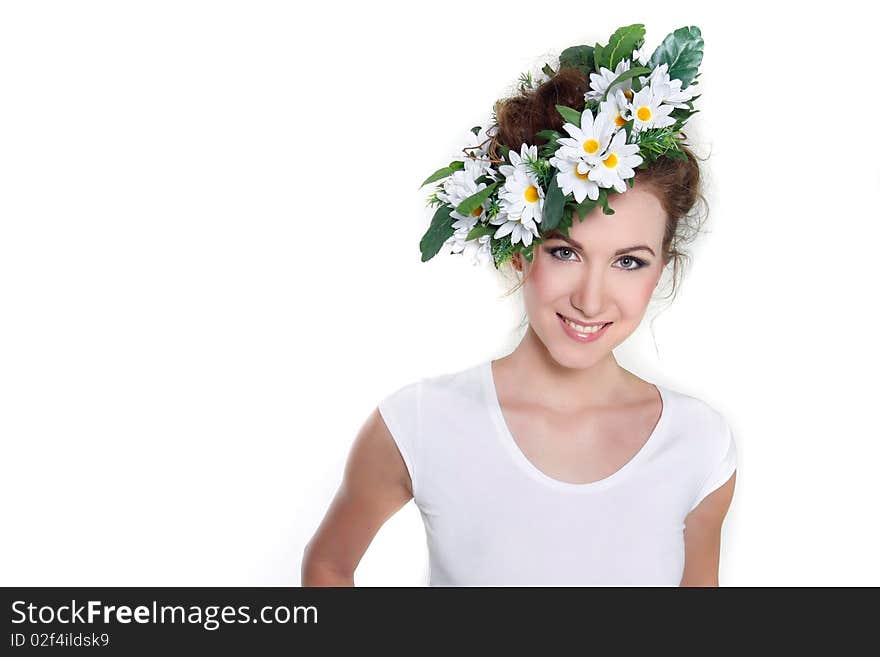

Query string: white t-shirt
378 359 737 586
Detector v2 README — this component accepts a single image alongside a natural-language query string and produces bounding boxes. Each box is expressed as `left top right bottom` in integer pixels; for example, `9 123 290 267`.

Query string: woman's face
517 183 668 369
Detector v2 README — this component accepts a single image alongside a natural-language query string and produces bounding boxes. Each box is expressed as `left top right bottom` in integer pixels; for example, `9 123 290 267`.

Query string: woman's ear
512 252 523 272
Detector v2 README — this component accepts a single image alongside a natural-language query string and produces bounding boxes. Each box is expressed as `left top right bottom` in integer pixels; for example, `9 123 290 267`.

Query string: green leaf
555 104 582 127
593 43 605 71
455 182 498 217
647 26 704 89
536 129 562 141
574 198 597 221
541 174 566 230
597 188 615 215
558 44 595 77
466 223 496 241
470 126 481 135
605 24 646 70
601 66 652 101
420 160 464 188
522 243 536 263
419 205 456 262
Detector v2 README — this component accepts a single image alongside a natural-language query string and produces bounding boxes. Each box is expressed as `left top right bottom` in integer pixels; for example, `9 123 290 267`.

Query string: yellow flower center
524 185 539 203
574 167 590 180
471 206 483 217
582 139 600 154
603 152 618 168
614 114 626 127
637 106 652 121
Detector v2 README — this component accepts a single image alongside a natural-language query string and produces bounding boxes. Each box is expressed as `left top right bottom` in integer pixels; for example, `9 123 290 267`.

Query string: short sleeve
377 381 421 496
688 416 738 513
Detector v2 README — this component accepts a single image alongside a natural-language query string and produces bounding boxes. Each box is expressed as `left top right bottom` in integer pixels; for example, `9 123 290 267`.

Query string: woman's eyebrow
543 231 656 257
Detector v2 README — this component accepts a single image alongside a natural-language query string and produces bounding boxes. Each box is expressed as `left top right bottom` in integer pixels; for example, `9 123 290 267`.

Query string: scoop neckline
480 359 670 493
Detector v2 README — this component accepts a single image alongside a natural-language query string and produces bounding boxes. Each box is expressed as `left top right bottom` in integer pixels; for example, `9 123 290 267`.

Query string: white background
1 0 878 586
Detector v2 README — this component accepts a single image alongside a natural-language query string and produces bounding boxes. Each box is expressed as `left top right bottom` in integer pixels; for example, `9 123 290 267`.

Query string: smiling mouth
557 313 611 335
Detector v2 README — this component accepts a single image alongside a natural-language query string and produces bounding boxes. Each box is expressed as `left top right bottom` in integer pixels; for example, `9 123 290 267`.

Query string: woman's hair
493 66 708 310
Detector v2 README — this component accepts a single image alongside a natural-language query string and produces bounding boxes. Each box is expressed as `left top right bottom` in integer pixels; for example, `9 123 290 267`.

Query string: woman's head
494 65 707 364
511 182 667 369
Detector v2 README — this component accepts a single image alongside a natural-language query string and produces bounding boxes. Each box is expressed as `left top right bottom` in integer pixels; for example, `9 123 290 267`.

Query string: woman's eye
549 247 578 261
616 255 648 270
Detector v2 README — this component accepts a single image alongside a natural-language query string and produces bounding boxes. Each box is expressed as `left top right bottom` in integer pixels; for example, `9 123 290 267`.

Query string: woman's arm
301 407 414 586
679 471 736 587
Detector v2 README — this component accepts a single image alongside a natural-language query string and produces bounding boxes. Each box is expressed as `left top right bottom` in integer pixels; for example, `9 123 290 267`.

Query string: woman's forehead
564 188 666 248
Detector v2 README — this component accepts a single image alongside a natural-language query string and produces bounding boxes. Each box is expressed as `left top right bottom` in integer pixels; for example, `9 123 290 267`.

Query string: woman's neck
495 325 637 412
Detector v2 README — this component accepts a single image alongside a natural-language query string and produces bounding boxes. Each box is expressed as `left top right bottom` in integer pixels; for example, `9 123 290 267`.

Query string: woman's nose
571 267 607 318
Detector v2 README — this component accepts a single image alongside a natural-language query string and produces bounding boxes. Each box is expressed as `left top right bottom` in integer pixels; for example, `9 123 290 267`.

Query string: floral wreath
418 24 704 269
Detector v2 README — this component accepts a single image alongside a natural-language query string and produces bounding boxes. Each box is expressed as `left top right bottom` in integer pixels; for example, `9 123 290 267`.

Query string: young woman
302 27 737 586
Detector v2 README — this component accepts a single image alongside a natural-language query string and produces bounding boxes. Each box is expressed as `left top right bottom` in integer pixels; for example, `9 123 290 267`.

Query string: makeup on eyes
546 245 649 270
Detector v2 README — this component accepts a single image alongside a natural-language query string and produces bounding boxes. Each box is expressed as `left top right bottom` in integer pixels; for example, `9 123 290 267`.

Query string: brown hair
493 66 708 307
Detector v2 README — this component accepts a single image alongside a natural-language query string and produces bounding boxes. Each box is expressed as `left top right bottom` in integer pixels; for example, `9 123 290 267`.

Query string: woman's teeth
561 317 608 334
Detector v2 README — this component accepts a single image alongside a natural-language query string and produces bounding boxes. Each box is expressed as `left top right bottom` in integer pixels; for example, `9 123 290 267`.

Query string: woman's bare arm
679 471 736 587
301 407 414 586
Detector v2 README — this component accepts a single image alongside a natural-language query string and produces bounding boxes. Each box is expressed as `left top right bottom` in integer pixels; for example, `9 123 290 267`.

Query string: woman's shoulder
657 382 735 447
379 360 487 405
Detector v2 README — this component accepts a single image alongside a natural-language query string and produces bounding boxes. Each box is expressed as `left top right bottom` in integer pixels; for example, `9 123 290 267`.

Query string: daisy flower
463 233 493 266
588 129 643 193
642 63 696 109
436 167 489 228
599 88 630 130
632 46 648 66
499 143 539 180
625 85 676 135
490 211 540 247
548 154 599 203
499 169 545 225
585 60 635 103
554 108 614 166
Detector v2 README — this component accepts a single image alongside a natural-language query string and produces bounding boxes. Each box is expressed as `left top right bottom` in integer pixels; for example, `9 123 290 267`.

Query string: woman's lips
557 313 611 343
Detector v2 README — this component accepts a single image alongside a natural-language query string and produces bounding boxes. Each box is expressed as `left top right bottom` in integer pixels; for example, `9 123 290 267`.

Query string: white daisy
436 167 489 228
463 233 493 266
585 60 635 103
625 85 676 135
632 47 648 66
554 108 614 166
643 63 696 109
499 169 545 225
599 88 630 131
588 129 643 193
549 154 599 203
498 143 539 180
491 212 540 247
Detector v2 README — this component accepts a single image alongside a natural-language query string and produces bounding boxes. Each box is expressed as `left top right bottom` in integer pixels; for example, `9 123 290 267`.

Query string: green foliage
558 44 596 78
536 129 562 159
636 127 684 164
541 173 566 230
420 160 464 188
648 26 704 90
419 205 456 262
455 182 498 217
601 67 651 101
555 104 582 127
466 223 496 241
593 43 604 72
597 188 615 215
491 233 516 267
602 24 646 71
574 197 598 221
